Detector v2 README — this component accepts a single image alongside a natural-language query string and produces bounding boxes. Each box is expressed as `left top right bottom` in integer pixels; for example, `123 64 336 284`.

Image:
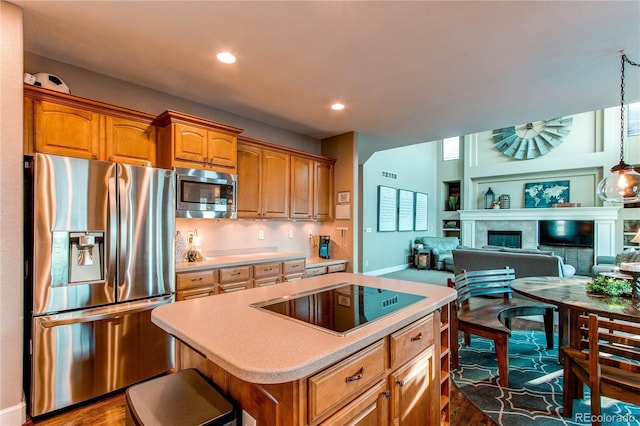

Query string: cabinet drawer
319 379 388 425
305 266 327 277
283 259 306 275
219 266 251 283
218 281 252 293
254 277 280 287
253 262 282 279
176 286 215 301
308 339 387 424
176 270 216 290
390 314 434 368
327 263 347 273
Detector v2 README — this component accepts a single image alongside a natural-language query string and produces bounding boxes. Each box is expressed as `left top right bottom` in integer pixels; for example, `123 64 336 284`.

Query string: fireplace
488 230 522 248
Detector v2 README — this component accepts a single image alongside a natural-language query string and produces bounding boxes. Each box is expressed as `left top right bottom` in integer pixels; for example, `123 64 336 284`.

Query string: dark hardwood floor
24 381 495 426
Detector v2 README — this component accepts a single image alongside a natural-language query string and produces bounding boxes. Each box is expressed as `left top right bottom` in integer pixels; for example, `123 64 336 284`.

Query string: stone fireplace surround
458 207 621 259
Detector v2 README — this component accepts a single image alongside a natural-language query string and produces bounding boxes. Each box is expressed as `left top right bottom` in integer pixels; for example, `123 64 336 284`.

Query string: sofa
418 236 461 271
452 247 576 278
591 249 640 277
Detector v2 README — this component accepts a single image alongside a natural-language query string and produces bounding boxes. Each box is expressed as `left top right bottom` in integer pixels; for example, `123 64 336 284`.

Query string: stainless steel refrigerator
24 153 176 417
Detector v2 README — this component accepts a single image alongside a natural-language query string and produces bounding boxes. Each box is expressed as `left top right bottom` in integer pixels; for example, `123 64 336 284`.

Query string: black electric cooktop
251 283 427 336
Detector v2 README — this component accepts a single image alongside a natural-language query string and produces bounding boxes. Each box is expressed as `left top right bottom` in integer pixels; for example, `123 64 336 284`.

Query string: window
442 136 460 161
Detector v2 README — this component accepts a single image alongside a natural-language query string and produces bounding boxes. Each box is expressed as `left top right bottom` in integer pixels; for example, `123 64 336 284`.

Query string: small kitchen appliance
319 235 330 259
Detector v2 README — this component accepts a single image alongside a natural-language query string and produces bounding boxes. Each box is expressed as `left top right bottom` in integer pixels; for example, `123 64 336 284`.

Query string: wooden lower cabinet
320 379 388 426
389 347 436 426
179 309 450 425
218 265 252 293
253 262 282 288
175 270 217 301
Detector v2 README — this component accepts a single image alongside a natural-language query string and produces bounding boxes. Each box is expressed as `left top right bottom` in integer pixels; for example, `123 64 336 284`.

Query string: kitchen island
152 272 456 425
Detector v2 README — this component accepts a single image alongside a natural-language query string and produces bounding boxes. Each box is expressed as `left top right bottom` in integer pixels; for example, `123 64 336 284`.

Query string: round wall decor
492 117 573 160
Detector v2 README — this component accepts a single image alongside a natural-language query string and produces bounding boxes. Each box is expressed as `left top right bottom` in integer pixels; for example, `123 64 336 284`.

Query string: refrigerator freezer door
30 296 175 417
32 154 116 315
117 164 175 302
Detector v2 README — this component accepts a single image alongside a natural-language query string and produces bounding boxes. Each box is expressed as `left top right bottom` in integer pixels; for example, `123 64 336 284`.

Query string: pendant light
596 52 640 203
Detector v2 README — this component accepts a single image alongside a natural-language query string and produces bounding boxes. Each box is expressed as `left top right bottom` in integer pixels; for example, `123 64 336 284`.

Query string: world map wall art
524 180 570 208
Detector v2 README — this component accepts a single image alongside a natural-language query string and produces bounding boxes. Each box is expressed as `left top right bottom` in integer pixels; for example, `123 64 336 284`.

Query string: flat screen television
538 220 594 248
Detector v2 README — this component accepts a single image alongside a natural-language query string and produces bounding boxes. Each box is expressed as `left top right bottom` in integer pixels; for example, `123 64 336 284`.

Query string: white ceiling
12 1 640 155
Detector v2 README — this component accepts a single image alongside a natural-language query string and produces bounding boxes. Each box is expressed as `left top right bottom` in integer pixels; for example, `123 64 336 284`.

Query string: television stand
538 245 594 276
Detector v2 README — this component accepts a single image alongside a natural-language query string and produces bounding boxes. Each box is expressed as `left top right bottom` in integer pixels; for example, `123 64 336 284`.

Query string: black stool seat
126 369 235 426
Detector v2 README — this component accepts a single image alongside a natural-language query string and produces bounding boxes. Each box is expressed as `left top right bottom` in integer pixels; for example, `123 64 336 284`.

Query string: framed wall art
398 189 415 231
377 185 397 232
524 180 570 208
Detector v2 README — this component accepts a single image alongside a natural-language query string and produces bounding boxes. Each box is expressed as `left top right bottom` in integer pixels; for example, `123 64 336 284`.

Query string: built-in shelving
438 303 451 425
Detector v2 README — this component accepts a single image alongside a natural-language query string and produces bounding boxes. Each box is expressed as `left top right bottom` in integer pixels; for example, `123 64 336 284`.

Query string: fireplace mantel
459 207 621 221
459 207 621 257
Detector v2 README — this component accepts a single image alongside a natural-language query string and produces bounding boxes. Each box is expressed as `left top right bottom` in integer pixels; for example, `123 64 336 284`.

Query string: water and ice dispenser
50 231 105 286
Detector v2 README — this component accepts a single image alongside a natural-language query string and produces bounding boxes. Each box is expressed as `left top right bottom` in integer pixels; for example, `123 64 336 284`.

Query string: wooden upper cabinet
237 139 289 219
261 149 290 218
24 85 157 166
314 160 335 221
290 156 314 219
173 123 208 163
105 116 156 166
33 99 100 160
237 143 262 217
238 136 335 221
208 131 237 170
156 110 242 173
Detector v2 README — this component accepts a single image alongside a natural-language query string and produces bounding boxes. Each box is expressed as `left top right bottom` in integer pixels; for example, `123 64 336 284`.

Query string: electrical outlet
186 231 195 244
288 230 293 239
242 410 257 426
258 230 264 240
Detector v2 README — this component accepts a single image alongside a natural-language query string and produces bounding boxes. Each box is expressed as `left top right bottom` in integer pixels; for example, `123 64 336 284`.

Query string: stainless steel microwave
175 167 237 219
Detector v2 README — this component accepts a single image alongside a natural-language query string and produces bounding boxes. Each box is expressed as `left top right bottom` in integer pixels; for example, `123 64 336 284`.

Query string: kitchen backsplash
176 218 322 258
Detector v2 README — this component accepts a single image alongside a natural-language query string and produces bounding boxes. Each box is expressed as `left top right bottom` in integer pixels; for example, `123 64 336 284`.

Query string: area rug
452 330 640 426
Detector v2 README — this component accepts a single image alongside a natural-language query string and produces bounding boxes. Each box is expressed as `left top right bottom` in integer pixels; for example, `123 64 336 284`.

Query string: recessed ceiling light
216 52 236 64
331 103 345 111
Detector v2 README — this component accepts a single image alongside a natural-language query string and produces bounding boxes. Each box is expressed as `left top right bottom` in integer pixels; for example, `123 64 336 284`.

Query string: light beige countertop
152 272 456 384
175 251 305 272
305 257 349 267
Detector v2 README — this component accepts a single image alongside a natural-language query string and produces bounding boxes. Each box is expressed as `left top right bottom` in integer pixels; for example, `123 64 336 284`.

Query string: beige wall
0 2 26 424
321 132 358 271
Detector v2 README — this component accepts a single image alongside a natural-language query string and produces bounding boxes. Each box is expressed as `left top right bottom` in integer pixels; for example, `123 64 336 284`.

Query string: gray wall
361 141 438 274
24 52 321 154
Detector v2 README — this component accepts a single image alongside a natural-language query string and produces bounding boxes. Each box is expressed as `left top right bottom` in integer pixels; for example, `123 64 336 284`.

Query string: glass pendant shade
631 229 640 244
596 161 640 203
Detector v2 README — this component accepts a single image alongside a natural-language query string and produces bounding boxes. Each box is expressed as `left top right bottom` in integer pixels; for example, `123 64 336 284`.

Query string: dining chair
448 267 555 386
562 313 640 426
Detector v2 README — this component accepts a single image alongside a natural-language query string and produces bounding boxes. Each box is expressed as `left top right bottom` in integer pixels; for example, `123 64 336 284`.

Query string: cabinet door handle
382 390 391 399
410 332 423 342
203 157 208 164
396 380 405 387
345 367 364 383
190 277 203 282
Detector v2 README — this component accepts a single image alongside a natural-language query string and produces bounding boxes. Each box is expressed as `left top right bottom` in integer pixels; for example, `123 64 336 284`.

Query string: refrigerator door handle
107 176 118 290
118 175 129 288
39 297 172 328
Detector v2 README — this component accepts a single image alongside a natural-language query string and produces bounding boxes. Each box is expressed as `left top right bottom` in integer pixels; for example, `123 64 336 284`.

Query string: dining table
511 275 640 362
